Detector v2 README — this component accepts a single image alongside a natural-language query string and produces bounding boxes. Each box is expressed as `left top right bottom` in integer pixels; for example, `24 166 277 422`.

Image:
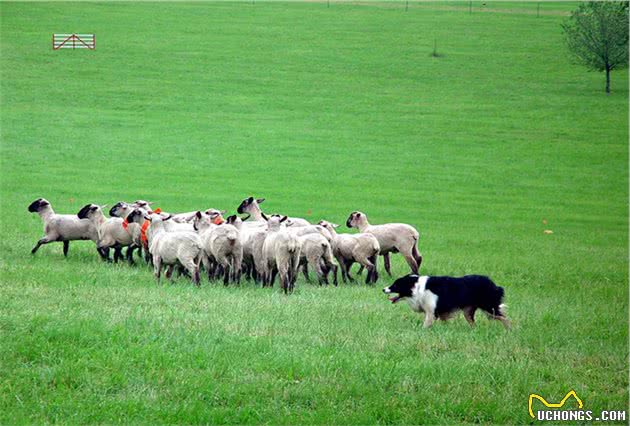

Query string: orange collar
213 216 224 225
122 217 129 231
141 220 151 248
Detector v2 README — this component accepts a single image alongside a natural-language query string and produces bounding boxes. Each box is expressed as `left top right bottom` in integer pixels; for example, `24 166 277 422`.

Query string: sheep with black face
77 203 135 263
237 196 310 227
28 198 98 257
346 211 422 275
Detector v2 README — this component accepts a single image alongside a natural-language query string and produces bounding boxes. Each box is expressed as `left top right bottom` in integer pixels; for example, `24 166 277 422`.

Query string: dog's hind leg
484 305 511 330
463 306 477 326
498 316 511 330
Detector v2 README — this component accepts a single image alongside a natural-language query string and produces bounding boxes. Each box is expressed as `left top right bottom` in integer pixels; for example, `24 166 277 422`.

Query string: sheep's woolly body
41 209 97 241
98 218 134 247
148 215 201 285
239 226 267 280
297 233 337 285
357 222 418 254
346 211 422 275
318 220 380 284
29 198 99 256
288 224 333 242
209 223 243 283
262 216 301 293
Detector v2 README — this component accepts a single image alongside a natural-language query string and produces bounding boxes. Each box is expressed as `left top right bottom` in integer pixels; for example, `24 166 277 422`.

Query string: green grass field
1 1 628 424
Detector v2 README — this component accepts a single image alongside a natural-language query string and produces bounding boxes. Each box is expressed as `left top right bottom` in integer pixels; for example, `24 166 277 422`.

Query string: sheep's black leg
96 247 107 260
31 238 51 254
165 265 175 280
223 266 230 286
301 263 310 282
113 246 123 263
63 241 70 257
98 247 112 262
126 246 133 263
345 260 355 282
383 253 392 276
412 245 423 271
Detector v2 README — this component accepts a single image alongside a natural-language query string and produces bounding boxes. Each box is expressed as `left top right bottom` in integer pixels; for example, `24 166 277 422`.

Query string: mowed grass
0 1 628 424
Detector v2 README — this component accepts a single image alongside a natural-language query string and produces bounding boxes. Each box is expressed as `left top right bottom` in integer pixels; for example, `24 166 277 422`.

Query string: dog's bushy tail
498 303 508 317
489 282 507 318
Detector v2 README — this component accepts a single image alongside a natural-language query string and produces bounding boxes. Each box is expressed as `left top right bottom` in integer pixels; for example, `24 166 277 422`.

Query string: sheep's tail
287 239 299 254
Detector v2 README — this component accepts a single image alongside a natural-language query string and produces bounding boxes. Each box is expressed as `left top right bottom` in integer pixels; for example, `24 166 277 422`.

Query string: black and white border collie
383 274 511 329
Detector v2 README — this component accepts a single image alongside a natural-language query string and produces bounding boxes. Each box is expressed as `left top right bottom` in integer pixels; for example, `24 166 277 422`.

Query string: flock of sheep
28 197 423 294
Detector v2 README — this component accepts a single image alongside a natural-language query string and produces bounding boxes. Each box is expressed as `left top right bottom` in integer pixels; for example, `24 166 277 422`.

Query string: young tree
562 2 629 94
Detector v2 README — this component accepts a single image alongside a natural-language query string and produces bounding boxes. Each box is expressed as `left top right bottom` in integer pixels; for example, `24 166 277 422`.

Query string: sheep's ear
256 198 265 204
247 196 254 203
144 215 151 221
241 213 251 221
163 215 172 221
280 215 288 223
261 212 269 221
195 211 202 219
332 223 339 228
147 201 154 205
227 215 236 224
220 210 227 215
100 204 107 209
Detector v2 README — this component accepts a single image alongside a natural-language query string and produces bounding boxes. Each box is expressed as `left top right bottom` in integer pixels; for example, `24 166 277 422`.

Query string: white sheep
288 224 333 242
28 198 98 257
145 213 202 285
109 201 148 263
261 214 301 294
237 196 310 227
224 214 265 282
164 208 226 224
346 211 422 275
318 220 381 284
297 232 338 286
244 226 268 284
196 213 243 285
77 204 135 263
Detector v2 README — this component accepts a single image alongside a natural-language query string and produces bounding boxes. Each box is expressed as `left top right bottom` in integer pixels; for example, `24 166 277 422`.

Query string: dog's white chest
407 279 437 314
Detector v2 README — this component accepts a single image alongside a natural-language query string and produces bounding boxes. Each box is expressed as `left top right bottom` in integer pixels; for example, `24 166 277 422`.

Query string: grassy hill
1 2 627 424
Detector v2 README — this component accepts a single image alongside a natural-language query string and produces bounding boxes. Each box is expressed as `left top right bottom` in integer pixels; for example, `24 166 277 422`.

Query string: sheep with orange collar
143 212 202 285
77 204 135 263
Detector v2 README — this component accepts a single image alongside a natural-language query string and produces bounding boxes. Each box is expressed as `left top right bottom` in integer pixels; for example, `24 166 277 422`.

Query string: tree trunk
605 65 611 94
